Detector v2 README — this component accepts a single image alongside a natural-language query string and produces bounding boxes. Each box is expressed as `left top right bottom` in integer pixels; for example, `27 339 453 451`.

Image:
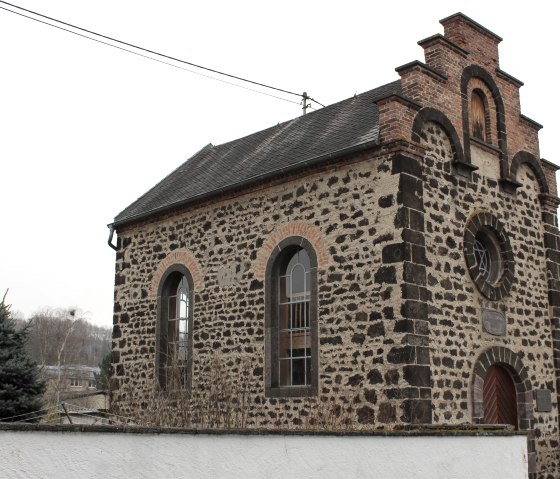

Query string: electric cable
0 1 321 107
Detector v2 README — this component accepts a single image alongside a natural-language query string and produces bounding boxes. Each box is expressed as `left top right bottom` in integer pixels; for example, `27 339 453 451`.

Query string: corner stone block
387 346 416 364
391 154 422 178
401 399 432 424
403 365 431 387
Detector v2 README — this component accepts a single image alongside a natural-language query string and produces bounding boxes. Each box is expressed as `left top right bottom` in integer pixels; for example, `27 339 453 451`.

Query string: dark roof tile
113 80 401 226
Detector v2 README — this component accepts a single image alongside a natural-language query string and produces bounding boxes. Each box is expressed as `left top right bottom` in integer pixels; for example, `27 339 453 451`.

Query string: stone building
109 13 559 477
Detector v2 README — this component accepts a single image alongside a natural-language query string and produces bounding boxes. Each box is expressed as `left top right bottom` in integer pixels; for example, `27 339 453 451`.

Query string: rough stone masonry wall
420 122 559 475
112 148 427 428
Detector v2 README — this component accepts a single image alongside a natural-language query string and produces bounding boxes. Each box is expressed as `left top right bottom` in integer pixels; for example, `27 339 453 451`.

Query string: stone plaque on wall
217 262 249 288
535 389 552 412
482 309 506 336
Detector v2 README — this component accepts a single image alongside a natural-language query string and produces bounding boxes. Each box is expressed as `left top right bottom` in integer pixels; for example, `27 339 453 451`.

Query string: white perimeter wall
0 430 527 479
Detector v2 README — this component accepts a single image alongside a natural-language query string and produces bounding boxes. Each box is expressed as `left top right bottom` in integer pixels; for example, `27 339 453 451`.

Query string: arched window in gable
470 89 488 142
158 268 193 390
265 237 318 397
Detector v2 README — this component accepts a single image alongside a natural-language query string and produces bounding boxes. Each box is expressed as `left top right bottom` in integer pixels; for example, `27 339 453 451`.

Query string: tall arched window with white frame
265 237 318 398
158 268 193 390
278 248 311 386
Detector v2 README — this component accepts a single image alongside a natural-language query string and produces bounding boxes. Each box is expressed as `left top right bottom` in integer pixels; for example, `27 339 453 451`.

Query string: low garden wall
0 423 527 478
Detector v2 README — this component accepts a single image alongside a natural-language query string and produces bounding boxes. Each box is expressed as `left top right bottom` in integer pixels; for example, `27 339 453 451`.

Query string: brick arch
461 65 509 178
411 107 465 164
254 221 330 281
510 150 549 195
149 249 203 299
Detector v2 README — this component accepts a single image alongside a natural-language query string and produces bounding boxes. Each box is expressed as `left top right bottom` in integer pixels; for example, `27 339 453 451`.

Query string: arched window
265 238 318 397
279 248 311 386
470 90 488 141
483 365 518 429
158 267 193 390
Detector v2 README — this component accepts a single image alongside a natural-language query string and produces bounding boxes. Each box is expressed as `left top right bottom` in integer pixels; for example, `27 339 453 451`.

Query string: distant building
109 13 559 477
42 365 108 423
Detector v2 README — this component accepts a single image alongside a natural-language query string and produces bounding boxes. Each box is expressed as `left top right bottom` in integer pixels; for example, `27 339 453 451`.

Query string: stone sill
470 137 501 156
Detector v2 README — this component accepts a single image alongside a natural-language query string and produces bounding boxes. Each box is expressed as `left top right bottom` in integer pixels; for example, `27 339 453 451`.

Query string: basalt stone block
364 389 377 404
112 325 122 339
403 365 431 387
374 266 397 284
394 319 415 333
398 174 423 210
382 242 407 263
385 369 400 385
386 387 419 400
351 333 365 344
401 300 428 320
403 262 426 284
379 195 394 208
367 369 383 384
356 405 375 424
378 402 397 423
409 209 425 231
346 374 364 387
388 345 415 364
401 399 432 424
391 154 422 178
367 322 385 338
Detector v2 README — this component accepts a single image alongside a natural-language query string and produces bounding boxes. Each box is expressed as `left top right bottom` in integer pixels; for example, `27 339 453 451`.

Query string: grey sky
1 1 557 327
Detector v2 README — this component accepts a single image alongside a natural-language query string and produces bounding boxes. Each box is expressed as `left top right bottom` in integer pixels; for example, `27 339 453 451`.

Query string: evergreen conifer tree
0 295 45 421
96 352 112 391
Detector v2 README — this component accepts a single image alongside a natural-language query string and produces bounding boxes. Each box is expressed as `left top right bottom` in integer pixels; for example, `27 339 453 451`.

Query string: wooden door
483 365 518 429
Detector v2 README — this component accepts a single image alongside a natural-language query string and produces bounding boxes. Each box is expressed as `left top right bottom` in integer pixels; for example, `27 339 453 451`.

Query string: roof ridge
212 80 402 150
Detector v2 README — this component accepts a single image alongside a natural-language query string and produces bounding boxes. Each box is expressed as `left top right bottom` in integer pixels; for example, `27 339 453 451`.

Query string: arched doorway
483 365 518 429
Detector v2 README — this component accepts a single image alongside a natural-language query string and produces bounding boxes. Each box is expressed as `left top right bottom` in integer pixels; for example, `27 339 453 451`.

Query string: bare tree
26 309 111 367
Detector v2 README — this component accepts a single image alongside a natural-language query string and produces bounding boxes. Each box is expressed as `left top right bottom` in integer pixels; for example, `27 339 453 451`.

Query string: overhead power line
0 1 323 109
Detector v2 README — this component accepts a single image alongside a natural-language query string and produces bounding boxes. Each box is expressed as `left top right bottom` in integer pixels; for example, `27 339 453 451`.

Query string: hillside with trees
24 309 111 368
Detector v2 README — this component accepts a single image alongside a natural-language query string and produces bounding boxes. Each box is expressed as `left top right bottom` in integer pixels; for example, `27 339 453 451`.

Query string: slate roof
113 80 402 227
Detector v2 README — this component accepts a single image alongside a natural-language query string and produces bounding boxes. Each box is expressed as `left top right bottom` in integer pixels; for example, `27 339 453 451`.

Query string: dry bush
121 353 363 431
138 353 253 429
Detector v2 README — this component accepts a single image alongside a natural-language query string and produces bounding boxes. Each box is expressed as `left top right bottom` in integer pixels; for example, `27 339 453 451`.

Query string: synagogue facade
109 13 560 477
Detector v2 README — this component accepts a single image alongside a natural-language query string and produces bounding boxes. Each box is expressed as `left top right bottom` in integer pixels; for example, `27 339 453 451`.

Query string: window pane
279 274 290 303
299 249 310 271
279 359 290 386
279 330 291 360
168 295 177 320
291 356 306 385
279 303 290 331
179 319 187 334
168 321 177 342
291 264 306 298
471 91 486 140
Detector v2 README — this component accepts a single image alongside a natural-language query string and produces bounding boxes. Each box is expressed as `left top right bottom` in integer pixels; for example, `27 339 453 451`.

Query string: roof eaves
112 143 214 221
110 137 381 229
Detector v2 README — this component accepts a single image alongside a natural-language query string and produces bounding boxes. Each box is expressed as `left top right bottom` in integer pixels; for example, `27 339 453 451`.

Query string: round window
464 213 514 300
473 230 503 285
